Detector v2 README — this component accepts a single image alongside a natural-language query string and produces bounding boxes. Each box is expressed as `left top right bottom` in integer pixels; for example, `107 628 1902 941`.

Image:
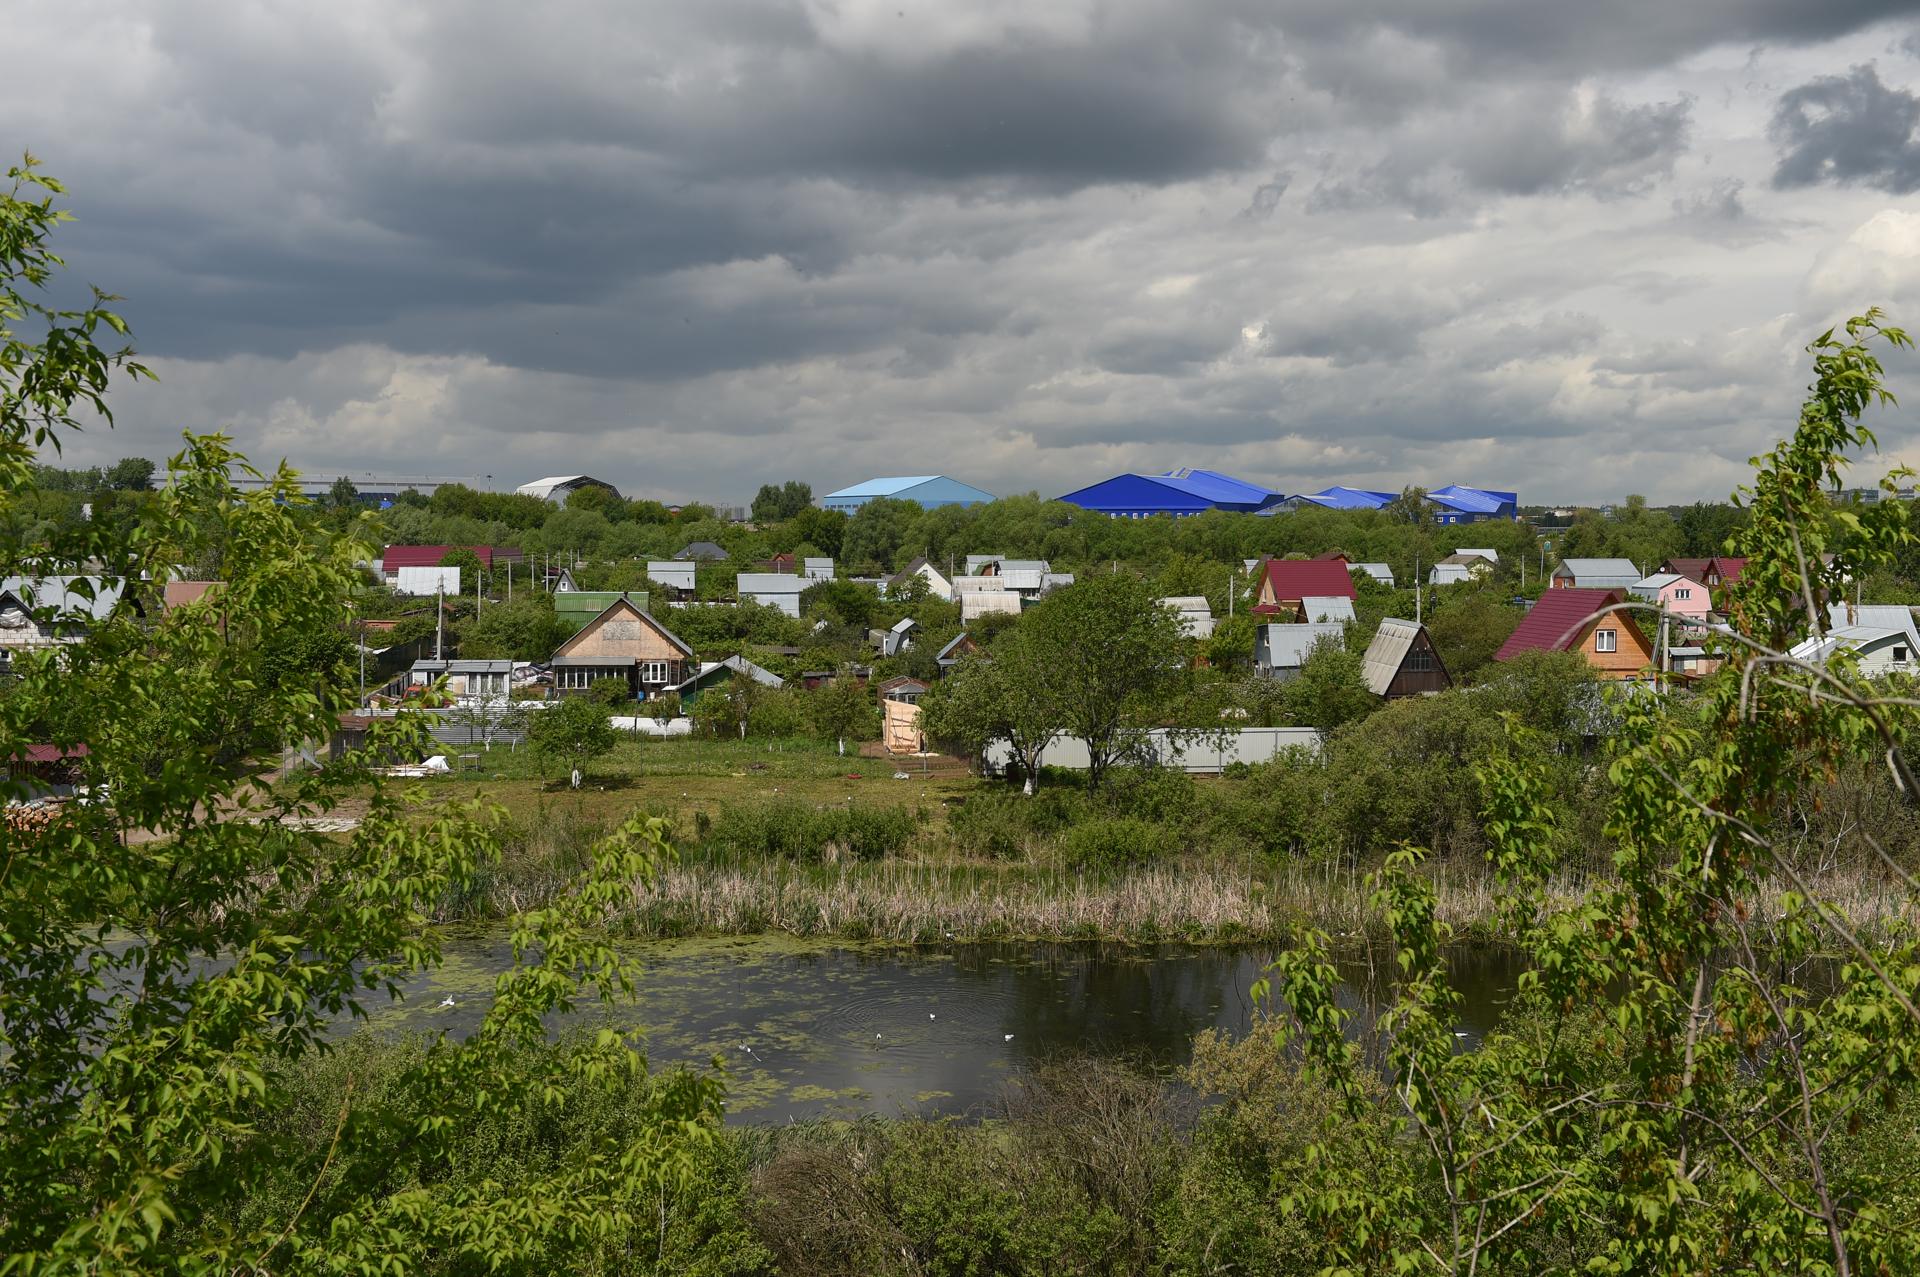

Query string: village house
872 616 918 657
1359 619 1451 698
1549 558 1642 590
547 596 694 700
645 561 698 600
380 545 521 590
736 573 807 617
874 674 930 704
0 576 137 667
1660 556 1747 589
1252 559 1357 619
1790 625 1917 677
935 632 983 674
1254 622 1346 679
883 557 956 602
1494 587 1655 679
1629 572 1713 623
406 658 513 702
669 655 784 706
1161 596 1215 639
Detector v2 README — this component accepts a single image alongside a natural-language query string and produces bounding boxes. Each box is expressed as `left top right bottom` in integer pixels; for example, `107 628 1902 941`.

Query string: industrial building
1056 468 1285 518
818 476 995 513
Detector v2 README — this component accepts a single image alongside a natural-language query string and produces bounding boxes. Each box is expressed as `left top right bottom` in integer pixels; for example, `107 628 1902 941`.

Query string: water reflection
366 938 1527 1124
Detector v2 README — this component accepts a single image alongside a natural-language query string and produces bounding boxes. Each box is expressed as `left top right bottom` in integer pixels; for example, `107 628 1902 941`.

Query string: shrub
700 799 920 863
1059 817 1171 871
1104 767 1198 825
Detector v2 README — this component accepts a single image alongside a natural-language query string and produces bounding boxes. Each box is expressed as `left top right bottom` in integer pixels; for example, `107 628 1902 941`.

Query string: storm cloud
6 1 1920 505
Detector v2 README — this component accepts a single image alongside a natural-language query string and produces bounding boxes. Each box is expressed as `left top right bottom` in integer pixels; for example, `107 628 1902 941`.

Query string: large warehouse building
1056 468 1286 518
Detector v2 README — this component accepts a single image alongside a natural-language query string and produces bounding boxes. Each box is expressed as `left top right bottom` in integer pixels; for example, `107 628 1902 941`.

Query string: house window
1595 629 1618 653
1675 588 1691 601
639 661 671 685
1406 648 1434 672
1896 646 1910 666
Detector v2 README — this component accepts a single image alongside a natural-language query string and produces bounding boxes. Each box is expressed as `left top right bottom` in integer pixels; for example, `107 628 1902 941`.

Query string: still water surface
366 938 1526 1124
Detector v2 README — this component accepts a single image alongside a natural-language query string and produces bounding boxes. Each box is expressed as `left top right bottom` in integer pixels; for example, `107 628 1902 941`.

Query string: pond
365 937 1527 1123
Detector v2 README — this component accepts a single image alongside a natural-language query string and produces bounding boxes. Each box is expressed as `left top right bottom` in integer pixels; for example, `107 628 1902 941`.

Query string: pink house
1629 572 1712 622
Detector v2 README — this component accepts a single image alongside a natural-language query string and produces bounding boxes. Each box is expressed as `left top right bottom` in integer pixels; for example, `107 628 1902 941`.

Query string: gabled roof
1360 618 1435 695
1289 485 1396 511
1496 588 1629 661
1826 604 1920 650
671 655 782 693
1662 556 1748 586
1259 622 1346 669
1554 557 1640 579
553 596 694 660
736 573 806 595
677 541 730 561
1355 562 1395 585
1302 596 1355 623
1256 559 1358 610
936 632 983 666
0 576 130 623
382 544 513 571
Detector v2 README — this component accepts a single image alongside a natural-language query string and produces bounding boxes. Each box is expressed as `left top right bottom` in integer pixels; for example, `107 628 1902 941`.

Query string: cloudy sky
11 1 1920 506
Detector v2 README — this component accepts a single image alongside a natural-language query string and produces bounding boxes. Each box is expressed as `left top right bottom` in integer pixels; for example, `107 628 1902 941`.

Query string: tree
1281 633 1376 730
324 473 359 511
751 479 812 523
1205 612 1257 672
800 577 877 630
920 645 1059 792
526 694 619 785
439 545 484 589
839 495 915 572
0 160 717 1274
1014 573 1195 792
104 455 154 491
1424 588 1522 682
809 666 873 755
1266 312 1920 1274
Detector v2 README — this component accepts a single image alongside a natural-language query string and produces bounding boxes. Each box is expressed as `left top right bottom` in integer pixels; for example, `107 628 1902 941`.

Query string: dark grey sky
10 1 1920 504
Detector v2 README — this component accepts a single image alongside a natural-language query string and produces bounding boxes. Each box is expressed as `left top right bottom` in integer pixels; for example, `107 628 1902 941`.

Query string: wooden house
1494 587 1654 679
935 632 983 674
547 596 694 700
1359 619 1451 698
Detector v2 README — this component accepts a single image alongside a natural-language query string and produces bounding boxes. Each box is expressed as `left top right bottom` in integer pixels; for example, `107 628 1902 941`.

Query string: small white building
1254 622 1346 679
1161 596 1215 640
394 565 460 597
1790 624 1917 677
884 557 956 602
736 573 807 617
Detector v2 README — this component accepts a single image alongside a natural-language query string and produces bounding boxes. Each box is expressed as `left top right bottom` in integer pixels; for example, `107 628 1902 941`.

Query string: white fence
983 727 1321 775
610 715 693 736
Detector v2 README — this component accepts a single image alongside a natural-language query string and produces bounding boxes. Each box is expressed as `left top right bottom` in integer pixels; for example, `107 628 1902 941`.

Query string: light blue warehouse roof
820 475 995 510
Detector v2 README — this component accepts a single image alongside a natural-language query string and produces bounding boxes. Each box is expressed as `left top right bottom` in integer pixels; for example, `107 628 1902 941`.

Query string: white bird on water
438 996 456 1009
1004 1034 1014 1042
928 1013 936 1021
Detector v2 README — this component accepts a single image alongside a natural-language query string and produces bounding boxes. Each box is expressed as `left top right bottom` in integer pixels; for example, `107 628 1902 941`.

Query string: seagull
438 996 456 1008
1004 1034 1014 1042
928 1013 936 1020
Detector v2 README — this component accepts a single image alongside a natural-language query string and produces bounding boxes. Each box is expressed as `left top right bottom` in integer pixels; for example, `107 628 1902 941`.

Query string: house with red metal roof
1658 556 1746 589
1494 588 1654 680
1252 559 1358 618
379 545 523 587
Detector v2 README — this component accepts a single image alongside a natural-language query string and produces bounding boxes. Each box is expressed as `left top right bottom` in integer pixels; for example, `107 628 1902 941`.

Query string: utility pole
435 584 444 661
1414 545 1422 626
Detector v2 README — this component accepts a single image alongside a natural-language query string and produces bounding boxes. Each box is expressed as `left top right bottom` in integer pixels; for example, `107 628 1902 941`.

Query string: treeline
371 479 1756 585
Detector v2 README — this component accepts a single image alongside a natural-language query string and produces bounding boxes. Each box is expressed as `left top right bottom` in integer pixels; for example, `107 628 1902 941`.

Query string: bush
700 799 920 863
588 675 632 706
1059 817 1172 871
1104 767 1198 825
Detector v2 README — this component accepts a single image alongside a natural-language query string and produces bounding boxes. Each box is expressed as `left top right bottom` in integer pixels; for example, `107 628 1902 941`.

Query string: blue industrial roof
823 476 944 499
1429 484 1517 515
1304 486 1396 510
1057 468 1285 515
820 475 995 507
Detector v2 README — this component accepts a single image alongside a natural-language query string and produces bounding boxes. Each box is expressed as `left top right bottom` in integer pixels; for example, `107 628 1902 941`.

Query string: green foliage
839 495 916 572
1423 586 1522 681
808 669 876 751
697 798 920 863
751 479 812 523
1059 816 1171 870
0 161 722 1275
527 694 620 777
1261 311 1920 1275
588 674 633 706
455 591 570 660
1279 633 1376 730
438 544 484 584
